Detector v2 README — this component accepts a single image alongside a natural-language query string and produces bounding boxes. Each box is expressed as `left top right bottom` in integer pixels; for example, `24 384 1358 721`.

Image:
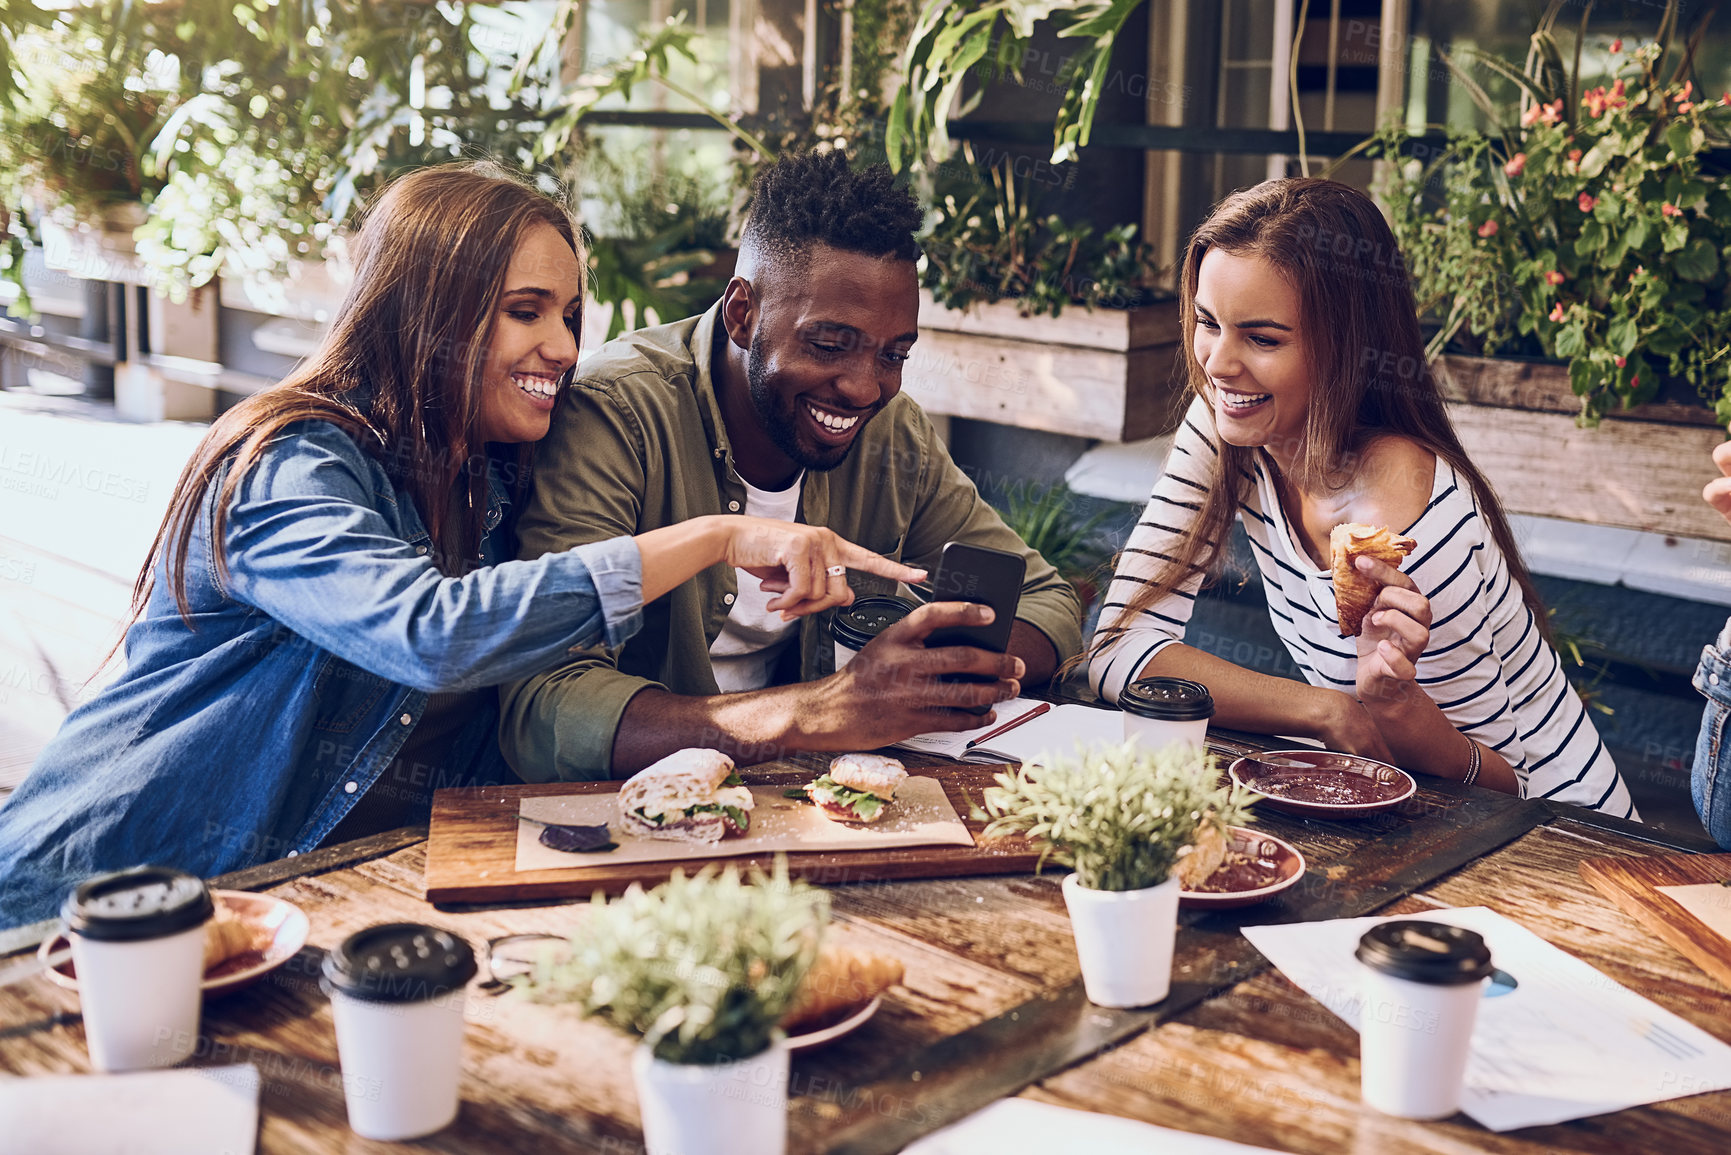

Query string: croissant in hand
1330 523 1416 638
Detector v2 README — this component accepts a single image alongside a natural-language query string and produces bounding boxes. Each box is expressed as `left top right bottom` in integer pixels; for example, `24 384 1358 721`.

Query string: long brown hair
1088 177 1548 665
134 161 582 626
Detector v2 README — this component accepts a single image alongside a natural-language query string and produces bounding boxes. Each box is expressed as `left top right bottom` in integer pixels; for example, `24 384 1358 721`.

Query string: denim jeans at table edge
1691 622 1731 850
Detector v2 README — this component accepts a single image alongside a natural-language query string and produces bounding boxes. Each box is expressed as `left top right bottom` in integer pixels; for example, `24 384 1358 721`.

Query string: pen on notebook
964 702 1051 750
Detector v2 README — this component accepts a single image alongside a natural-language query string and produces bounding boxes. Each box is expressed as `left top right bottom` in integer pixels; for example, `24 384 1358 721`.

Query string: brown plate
1229 749 1416 817
40 890 310 998
1179 826 1306 909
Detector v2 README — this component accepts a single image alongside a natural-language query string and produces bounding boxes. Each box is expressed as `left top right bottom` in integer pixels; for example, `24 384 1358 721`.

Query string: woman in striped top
1086 179 1634 817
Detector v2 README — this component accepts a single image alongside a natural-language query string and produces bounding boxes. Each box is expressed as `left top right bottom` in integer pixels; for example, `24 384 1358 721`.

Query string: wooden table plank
1580 852 1731 990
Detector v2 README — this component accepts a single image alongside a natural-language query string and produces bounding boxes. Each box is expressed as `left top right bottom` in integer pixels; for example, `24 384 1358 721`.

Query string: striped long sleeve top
1088 399 1636 818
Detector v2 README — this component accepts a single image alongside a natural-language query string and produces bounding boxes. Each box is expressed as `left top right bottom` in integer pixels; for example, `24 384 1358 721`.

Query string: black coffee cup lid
322 923 478 1004
1120 677 1215 721
832 595 918 649
62 866 214 942
1355 920 1493 985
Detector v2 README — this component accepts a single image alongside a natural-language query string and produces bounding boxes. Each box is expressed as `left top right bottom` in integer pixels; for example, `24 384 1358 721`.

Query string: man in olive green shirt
499 152 1082 779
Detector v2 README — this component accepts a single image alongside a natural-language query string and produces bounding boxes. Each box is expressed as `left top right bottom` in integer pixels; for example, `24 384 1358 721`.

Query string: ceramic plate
786 995 883 1051
1179 826 1306 910
1230 750 1416 817
40 889 310 998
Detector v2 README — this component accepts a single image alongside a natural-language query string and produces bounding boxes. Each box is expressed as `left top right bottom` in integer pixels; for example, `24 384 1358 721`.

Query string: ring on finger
826 565 847 577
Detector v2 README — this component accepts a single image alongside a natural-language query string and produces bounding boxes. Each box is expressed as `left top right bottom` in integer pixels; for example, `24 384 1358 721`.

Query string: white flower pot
1062 872 1182 1008
632 1033 789 1155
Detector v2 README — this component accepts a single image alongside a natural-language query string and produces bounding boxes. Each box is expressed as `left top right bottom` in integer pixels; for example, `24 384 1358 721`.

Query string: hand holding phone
924 542 1025 713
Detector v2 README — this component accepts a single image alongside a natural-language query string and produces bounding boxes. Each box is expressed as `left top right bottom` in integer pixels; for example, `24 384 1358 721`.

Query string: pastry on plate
781 943 904 1034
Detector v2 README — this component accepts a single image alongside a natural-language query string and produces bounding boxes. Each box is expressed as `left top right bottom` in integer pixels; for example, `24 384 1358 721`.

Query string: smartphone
924 541 1026 713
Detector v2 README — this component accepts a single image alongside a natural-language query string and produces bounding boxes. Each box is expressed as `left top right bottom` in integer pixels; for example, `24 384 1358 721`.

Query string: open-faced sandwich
780 942 905 1035
617 748 754 845
804 754 907 824
1329 522 1417 637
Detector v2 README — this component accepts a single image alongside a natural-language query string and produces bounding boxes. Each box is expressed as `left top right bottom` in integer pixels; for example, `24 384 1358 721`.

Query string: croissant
203 914 255 971
1330 523 1417 638
780 944 904 1033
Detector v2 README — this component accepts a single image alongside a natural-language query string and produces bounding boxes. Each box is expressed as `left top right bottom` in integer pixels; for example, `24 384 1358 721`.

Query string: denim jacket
1692 618 1731 849
0 420 642 928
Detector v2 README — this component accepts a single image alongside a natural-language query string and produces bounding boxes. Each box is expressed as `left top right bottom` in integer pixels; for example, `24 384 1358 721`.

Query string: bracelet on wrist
1460 735 1482 788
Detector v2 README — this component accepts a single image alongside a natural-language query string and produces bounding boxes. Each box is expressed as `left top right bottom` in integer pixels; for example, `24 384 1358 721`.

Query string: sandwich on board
617 748 755 845
804 754 908 824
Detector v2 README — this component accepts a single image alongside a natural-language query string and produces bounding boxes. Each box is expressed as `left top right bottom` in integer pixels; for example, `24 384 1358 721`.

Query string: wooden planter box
1435 354 1730 544
901 290 1185 442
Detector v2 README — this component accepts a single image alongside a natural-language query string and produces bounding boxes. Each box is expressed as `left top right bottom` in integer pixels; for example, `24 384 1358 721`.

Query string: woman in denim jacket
0 163 921 928
1695 435 1731 848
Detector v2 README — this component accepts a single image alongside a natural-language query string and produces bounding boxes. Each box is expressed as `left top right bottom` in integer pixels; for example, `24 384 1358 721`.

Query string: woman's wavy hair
1087 177 1548 666
132 161 582 628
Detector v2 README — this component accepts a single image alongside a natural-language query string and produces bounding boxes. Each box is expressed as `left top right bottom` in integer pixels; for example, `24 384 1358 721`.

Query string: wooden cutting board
1579 852 1731 988
424 763 1043 904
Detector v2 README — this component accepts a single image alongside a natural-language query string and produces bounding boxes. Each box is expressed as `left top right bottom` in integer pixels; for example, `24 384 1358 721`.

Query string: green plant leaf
1555 322 1588 357
1607 315 1639 357
1675 235 1720 281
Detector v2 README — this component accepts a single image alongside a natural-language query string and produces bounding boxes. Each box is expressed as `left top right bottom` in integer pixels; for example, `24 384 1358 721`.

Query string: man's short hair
742 150 923 268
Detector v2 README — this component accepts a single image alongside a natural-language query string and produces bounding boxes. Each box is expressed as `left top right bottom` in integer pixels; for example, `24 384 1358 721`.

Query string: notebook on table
894 698 1125 764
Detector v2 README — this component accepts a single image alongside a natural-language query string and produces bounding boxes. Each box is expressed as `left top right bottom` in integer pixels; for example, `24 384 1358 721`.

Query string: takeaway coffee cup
322 923 478 1141
831 595 918 670
62 865 215 1072
1354 920 1494 1119
1120 677 1214 754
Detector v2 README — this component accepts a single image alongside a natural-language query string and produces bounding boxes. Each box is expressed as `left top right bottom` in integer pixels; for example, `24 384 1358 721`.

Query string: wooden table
2 741 1727 1154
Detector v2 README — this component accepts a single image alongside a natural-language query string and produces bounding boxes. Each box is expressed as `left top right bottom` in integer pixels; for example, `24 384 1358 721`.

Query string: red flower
1545 270 1565 285
1504 153 1527 177
1610 37 1623 53
1631 374 1640 388
1522 103 1544 127
1549 303 1566 322
1578 192 1598 212
1615 356 1627 368
1676 80 1694 101
1679 102 1696 113
1541 99 1564 125
1568 148 1583 163
1662 202 1683 217
1477 219 1500 238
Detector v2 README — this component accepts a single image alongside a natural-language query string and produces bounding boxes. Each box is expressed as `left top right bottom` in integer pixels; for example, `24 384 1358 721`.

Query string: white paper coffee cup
322 923 477 1141
1354 920 1493 1119
1119 677 1214 755
62 866 214 1072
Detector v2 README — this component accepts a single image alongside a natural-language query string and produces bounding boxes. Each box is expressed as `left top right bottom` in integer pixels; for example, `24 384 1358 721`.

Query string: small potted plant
980 740 1254 1008
522 861 827 1155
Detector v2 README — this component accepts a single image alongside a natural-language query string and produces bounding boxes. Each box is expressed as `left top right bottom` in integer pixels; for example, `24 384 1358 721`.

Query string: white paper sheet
1242 906 1731 1131
515 777 975 872
1657 882 1731 945
902 1098 1286 1153
0 1064 259 1155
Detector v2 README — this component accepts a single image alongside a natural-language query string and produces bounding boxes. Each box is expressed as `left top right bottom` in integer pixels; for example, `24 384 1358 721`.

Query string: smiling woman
0 161 923 930
1082 178 1636 819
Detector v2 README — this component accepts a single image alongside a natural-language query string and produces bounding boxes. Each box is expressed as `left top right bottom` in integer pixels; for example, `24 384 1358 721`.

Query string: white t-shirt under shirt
709 473 805 693
1088 397 1636 818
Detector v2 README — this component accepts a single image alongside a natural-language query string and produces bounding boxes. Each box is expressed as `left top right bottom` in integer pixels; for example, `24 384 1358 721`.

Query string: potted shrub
979 740 1253 1008
521 861 827 1155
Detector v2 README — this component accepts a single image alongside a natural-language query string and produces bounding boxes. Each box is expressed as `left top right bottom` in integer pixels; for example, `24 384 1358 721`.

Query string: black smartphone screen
925 542 1025 712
